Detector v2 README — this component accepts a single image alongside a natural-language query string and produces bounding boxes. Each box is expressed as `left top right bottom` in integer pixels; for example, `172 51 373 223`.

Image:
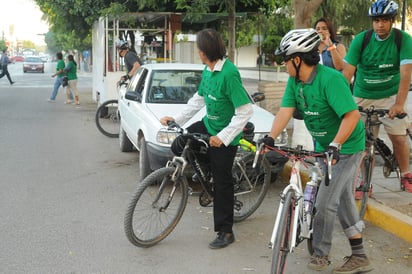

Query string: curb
279 163 412 244
363 199 412 244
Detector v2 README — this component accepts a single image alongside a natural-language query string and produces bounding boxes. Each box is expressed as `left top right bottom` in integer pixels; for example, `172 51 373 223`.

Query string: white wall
174 42 258 68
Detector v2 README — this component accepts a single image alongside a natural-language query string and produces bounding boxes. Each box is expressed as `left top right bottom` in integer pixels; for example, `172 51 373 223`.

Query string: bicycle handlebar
358 106 407 119
166 121 210 145
254 143 332 185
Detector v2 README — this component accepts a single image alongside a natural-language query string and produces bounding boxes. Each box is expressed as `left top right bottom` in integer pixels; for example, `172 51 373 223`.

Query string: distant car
11 56 25 63
23 56 44 73
118 63 288 181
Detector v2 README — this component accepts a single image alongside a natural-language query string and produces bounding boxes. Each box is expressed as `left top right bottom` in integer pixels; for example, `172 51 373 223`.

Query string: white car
118 63 287 181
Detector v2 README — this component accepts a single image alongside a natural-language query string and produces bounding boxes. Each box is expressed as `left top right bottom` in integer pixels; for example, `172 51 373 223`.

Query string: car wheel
139 137 152 182
119 126 133 152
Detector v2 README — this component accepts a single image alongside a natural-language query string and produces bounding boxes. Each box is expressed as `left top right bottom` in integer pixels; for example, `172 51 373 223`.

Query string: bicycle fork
269 166 302 252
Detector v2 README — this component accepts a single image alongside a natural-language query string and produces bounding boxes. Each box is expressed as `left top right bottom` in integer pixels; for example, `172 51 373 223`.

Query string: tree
293 0 324 28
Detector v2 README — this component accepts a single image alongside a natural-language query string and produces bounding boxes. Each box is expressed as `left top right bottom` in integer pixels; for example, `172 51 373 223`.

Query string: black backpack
351 28 402 91
360 28 402 53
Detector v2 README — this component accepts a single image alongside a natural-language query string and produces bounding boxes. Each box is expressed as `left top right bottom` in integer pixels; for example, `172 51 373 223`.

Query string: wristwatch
329 142 342 150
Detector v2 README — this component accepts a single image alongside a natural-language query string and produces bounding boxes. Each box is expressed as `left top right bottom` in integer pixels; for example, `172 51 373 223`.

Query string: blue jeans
312 152 365 256
49 77 62 100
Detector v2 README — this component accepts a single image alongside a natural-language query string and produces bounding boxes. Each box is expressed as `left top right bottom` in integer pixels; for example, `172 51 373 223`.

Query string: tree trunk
227 0 236 62
293 0 324 28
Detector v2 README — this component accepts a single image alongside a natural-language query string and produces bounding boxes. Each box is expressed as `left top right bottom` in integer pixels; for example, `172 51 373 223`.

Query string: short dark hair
56 52 63 60
296 50 320 66
196 28 226 62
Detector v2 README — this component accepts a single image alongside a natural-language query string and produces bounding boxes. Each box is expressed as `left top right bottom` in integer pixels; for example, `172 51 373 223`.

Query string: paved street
0 63 411 273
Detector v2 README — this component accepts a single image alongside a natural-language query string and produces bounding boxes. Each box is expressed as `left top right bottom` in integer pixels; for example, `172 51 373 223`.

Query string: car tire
119 126 133 152
139 137 152 182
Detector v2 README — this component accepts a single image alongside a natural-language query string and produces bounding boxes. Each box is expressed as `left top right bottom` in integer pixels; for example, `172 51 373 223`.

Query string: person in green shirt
343 0 412 193
47 52 65 102
262 29 371 273
160 28 253 249
63 54 80 105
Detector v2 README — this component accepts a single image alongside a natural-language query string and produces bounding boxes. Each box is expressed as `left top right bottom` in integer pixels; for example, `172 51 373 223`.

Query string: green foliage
0 40 6 51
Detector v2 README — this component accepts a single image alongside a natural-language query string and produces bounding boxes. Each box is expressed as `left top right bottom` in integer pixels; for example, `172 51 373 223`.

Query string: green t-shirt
344 29 412 99
281 65 365 154
65 61 77 80
56 59 65 78
197 59 251 146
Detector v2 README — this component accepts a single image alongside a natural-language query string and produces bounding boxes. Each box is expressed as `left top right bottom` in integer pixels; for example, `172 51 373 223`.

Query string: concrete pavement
240 67 412 244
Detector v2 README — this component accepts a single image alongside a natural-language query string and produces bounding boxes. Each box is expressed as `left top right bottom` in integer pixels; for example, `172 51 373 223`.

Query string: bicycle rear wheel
124 167 188 247
95 99 119 138
233 153 271 222
353 152 372 219
270 190 295 274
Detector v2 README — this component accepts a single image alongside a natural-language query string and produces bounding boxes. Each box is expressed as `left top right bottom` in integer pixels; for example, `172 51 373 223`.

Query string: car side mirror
125 91 142 102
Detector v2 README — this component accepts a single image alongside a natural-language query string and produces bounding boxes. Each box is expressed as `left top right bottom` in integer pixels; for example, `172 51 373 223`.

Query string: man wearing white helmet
262 28 371 273
343 0 412 193
116 40 142 81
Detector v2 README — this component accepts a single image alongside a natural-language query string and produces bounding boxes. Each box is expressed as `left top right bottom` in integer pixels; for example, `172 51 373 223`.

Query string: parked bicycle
354 106 407 219
95 80 128 138
254 143 331 274
124 122 288 248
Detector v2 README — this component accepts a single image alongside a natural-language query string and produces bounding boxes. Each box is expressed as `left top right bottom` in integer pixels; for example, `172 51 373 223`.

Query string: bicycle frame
269 158 323 250
269 159 304 251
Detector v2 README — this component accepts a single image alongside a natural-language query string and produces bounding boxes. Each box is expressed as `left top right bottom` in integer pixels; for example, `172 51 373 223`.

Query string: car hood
146 103 274 133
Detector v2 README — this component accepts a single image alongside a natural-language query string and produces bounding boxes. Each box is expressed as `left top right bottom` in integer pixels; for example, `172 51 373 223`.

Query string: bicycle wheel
95 99 119 138
270 190 295 274
233 153 271 222
124 167 189 247
353 152 373 219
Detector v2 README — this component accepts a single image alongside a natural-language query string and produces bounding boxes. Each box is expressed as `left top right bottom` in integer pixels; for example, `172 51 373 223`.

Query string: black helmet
369 0 398 18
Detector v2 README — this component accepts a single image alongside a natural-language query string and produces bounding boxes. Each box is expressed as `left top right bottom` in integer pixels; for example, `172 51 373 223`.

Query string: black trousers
187 121 237 233
0 65 13 83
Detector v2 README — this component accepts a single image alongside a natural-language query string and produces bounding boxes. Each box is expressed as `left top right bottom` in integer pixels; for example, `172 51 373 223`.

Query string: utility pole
401 0 406 30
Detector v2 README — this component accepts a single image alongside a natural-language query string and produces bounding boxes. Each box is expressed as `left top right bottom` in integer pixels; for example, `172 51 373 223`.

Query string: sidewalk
240 68 412 244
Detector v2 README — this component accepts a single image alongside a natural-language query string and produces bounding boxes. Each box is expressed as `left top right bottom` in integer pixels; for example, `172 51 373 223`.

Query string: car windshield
25 57 41 62
147 70 202 104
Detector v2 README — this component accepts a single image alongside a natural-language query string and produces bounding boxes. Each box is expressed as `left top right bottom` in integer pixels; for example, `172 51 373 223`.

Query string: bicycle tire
270 190 295 274
353 152 372 219
124 167 189 247
95 99 120 138
233 153 271 222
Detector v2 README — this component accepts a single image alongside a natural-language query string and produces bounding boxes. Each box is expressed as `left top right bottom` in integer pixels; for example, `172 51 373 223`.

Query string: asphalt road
0 62 411 273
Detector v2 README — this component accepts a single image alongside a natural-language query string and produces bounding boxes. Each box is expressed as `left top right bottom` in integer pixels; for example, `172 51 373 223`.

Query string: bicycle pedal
199 191 213 207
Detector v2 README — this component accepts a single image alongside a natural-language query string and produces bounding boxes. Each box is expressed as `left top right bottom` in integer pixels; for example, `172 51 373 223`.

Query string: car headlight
157 128 179 145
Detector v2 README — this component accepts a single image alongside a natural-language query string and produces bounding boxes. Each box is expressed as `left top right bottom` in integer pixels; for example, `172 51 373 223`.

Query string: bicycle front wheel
95 99 119 138
271 190 295 274
233 153 271 222
124 167 189 247
353 152 372 219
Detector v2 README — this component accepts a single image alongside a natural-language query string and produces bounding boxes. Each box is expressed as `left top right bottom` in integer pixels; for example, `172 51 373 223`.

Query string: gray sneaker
307 255 330 271
333 255 373 274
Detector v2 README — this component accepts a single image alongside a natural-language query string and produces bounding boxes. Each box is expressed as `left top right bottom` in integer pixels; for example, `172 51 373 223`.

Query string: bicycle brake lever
253 143 264 168
324 152 332 186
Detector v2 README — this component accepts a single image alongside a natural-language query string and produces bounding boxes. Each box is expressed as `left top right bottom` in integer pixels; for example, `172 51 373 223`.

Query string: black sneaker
208 232 235 249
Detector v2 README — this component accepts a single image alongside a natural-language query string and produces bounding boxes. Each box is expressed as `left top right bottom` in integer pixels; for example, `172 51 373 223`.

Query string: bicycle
124 122 288 248
256 144 331 274
95 80 128 138
354 106 407 219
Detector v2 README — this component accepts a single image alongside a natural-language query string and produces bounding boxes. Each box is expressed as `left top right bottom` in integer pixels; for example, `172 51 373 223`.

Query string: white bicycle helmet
275 29 320 56
369 0 398 17
115 39 128 50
